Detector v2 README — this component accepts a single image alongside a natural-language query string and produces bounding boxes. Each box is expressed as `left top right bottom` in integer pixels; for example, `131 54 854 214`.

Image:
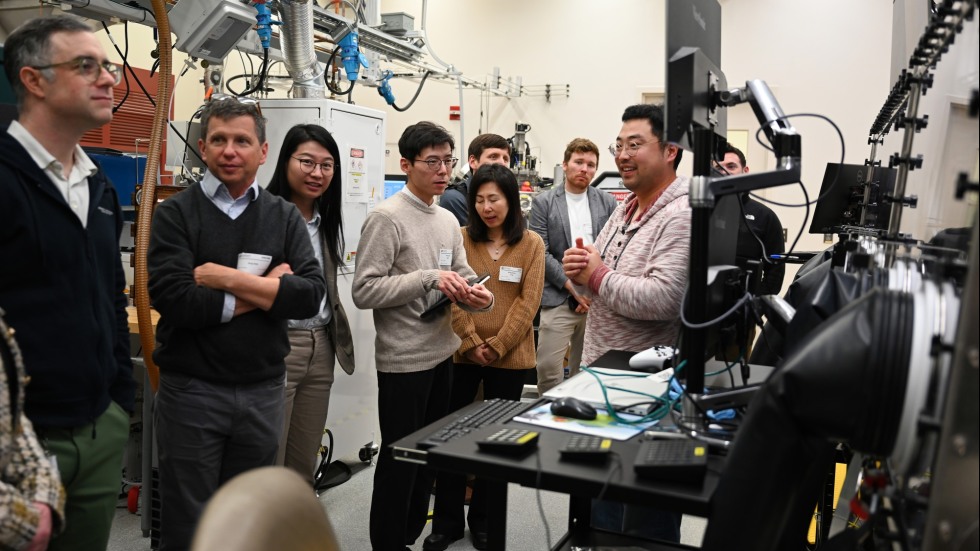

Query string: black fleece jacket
0 129 136 429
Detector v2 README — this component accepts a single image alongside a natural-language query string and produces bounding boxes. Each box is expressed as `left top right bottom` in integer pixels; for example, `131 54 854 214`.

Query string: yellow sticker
694 446 706 456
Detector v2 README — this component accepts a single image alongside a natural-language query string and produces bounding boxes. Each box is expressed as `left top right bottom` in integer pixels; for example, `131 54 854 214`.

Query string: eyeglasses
293 156 335 174
208 93 263 116
608 140 659 158
31 56 121 86
413 158 458 171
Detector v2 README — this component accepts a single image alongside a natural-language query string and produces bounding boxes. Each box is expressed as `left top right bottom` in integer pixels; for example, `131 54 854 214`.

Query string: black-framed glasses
413 158 458 171
31 56 121 85
292 156 335 174
608 140 659 157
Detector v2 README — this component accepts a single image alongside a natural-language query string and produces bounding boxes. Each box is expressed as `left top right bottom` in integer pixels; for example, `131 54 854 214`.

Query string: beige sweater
352 191 482 373
452 229 545 370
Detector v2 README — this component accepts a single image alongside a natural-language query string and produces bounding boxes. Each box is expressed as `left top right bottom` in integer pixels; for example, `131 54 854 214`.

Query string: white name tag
499 266 523 283
237 253 272 276
438 248 453 267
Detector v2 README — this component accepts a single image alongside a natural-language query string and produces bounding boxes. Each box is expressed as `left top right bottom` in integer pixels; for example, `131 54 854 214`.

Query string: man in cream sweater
353 121 493 551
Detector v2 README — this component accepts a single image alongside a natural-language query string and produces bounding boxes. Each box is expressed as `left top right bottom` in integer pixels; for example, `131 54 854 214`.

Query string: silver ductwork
277 0 325 98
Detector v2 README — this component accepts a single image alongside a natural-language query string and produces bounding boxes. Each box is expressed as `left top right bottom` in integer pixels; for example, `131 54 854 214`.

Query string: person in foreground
563 103 691 542
0 15 135 551
425 164 545 551
267 124 356 481
530 138 617 394
0 309 66 551
148 97 324 550
352 121 493 551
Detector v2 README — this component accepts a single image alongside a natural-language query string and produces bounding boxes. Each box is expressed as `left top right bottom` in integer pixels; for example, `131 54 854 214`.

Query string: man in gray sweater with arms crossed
353 121 493 551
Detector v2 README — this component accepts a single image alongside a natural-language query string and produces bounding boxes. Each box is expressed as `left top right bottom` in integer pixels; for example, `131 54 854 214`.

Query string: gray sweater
353 191 479 373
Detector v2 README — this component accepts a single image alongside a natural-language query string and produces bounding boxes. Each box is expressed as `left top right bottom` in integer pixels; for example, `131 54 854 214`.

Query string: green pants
40 401 130 551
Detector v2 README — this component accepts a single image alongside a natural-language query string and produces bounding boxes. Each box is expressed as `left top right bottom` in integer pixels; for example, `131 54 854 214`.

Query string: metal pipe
278 0 326 98
133 0 173 391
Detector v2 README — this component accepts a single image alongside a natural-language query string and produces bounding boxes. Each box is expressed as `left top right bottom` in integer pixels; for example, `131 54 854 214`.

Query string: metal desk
393 409 720 550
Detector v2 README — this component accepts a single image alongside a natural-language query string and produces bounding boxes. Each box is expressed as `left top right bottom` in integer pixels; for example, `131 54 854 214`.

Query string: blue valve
253 1 279 50
339 30 369 82
378 70 396 105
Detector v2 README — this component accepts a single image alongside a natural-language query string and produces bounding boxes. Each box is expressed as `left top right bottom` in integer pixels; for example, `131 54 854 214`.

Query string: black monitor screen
667 0 721 66
809 163 896 234
665 0 727 151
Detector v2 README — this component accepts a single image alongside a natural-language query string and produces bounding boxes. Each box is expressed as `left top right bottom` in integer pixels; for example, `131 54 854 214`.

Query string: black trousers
156 372 284 551
369 358 454 550
431 363 529 536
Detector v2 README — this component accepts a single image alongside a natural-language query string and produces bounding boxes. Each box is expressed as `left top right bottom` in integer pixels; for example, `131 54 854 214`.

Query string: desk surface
126 306 159 335
395 407 720 517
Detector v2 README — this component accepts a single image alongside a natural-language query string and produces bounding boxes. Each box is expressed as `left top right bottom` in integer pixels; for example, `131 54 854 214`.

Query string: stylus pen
770 254 804 261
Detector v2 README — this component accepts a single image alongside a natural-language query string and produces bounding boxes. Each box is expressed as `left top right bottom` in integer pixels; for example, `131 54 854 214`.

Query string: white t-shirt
565 189 594 245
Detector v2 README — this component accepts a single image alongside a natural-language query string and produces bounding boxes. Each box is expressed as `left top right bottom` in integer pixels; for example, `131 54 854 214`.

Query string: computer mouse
550 397 597 421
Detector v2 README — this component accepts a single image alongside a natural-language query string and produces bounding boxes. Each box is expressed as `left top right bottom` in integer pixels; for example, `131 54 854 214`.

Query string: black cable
224 74 257 96
391 71 431 112
783 180 811 256
101 21 131 114
533 451 552 550
326 45 355 96
99 20 204 166
235 48 269 97
751 112 845 208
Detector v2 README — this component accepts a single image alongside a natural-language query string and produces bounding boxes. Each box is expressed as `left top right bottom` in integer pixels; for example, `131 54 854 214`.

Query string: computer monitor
664 0 727 154
809 163 897 234
383 174 407 199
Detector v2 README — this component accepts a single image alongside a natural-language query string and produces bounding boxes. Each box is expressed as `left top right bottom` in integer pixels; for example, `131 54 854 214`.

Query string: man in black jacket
716 145 786 295
0 15 135 551
439 133 510 225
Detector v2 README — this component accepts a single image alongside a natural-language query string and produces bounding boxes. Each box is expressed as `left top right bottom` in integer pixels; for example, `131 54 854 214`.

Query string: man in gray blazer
530 138 617 394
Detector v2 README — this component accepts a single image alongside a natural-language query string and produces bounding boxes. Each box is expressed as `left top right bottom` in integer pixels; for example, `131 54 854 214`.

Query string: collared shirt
199 170 260 219
401 184 431 207
288 211 332 330
199 170 261 322
7 120 98 227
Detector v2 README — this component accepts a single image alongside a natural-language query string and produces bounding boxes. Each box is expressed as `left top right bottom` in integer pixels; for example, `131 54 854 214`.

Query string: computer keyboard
417 398 535 449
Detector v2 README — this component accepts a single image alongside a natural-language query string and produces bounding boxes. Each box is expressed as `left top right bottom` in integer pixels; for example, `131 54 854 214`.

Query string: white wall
93 0 977 291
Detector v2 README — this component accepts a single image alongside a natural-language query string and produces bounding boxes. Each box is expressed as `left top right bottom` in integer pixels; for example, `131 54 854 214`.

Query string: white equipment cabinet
257 98 385 462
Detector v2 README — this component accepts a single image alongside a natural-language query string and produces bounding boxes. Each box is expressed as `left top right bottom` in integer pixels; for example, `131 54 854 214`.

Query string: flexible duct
278 0 325 98
133 0 173 392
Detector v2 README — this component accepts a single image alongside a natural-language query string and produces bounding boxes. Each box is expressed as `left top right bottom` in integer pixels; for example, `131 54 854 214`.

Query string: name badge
438 248 453 267
499 266 523 283
237 253 272 276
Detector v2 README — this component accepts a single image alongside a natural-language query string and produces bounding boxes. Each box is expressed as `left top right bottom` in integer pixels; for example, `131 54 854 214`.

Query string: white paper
237 253 272 276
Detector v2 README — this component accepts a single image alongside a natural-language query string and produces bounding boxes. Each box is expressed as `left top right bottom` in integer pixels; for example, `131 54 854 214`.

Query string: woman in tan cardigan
425 164 544 551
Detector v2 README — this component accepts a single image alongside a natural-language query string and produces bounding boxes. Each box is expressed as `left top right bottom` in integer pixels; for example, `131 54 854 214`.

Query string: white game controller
628 345 677 371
